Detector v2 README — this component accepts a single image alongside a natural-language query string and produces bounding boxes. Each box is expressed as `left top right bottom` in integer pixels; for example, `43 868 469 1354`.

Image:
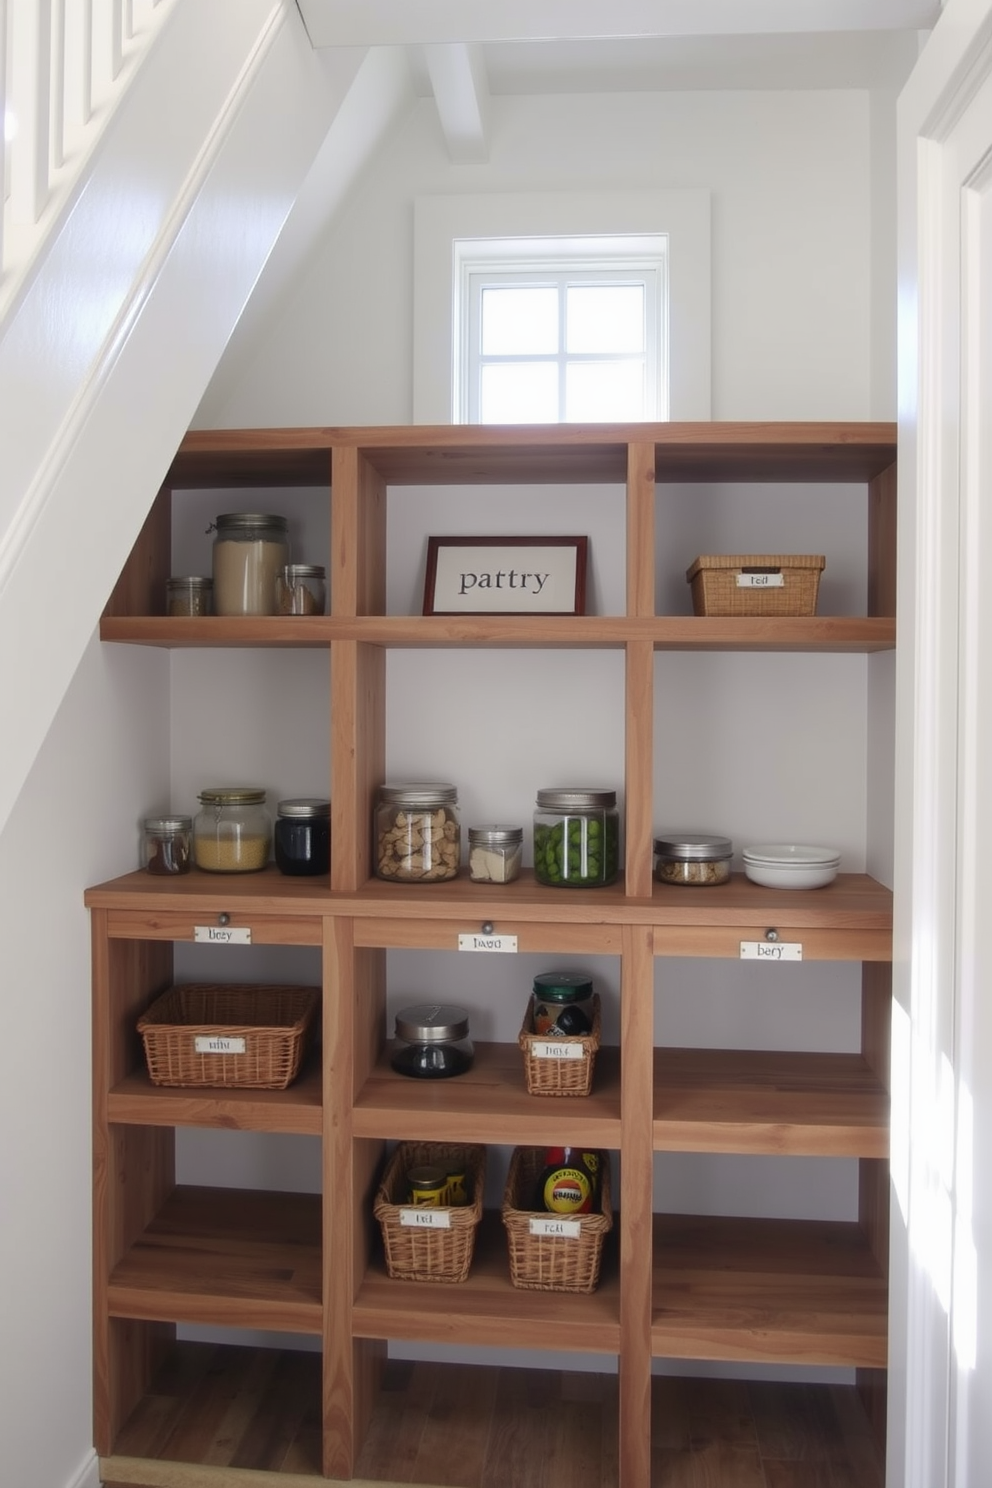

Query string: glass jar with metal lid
193 787 272 873
210 513 289 616
142 815 192 876
533 786 620 887
653 831 733 887
275 564 326 616
274 798 330 877
390 1003 474 1079
166 576 212 617
468 823 523 884
530 971 595 1036
374 782 461 882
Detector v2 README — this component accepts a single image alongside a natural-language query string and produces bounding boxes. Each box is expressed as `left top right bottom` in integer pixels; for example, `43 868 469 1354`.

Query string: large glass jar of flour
211 513 289 616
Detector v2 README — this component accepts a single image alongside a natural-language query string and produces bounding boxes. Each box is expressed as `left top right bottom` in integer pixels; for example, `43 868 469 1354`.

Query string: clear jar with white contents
653 831 733 887
374 783 460 882
468 824 523 884
194 787 272 873
210 513 289 616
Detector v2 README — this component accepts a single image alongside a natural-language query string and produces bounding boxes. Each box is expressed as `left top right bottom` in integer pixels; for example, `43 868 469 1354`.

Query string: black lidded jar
274 798 331 876
390 1003 474 1079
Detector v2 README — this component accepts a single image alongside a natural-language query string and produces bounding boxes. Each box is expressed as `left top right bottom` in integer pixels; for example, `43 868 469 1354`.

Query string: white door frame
892 4 992 1485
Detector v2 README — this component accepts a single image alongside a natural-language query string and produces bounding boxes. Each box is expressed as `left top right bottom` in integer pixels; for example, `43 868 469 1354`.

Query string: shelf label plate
399 1207 452 1229
530 1040 584 1060
457 933 518 953
740 940 803 961
736 572 784 588
194 925 252 945
529 1216 582 1238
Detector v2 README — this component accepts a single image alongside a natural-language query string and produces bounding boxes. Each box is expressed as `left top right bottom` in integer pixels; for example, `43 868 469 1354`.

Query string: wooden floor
101 1343 885 1487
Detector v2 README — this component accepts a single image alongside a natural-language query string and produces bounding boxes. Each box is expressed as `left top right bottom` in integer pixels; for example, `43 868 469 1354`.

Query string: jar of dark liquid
390 1004 474 1079
274 798 330 876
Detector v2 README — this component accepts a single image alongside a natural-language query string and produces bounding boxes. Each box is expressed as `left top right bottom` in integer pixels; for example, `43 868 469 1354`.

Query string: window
458 238 667 424
413 191 711 424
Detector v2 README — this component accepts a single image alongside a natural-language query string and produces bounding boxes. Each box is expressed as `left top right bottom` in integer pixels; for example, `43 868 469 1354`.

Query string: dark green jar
533 787 620 888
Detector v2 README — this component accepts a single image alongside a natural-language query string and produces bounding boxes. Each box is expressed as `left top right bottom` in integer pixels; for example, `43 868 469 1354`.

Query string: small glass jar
653 831 733 887
468 824 523 884
275 564 326 615
211 513 289 616
530 971 595 1036
142 815 192 876
390 1004 474 1079
194 787 272 873
166 576 212 617
406 1165 448 1205
274 798 331 876
374 782 461 882
533 787 620 888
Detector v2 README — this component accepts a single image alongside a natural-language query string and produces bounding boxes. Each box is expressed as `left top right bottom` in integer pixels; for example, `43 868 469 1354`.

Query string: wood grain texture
619 924 655 1488
624 641 656 899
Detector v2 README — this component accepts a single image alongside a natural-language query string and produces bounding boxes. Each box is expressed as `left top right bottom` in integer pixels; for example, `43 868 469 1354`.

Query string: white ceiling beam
296 0 939 49
424 42 489 163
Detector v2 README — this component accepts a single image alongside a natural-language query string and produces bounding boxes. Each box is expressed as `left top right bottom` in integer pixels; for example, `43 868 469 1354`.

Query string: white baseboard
65 1450 101 1488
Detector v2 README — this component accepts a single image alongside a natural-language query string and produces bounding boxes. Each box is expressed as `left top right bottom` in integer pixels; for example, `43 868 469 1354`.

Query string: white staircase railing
1 0 175 315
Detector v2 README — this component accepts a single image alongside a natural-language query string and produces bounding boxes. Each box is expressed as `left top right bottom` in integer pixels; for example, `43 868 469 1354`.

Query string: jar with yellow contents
193 787 272 873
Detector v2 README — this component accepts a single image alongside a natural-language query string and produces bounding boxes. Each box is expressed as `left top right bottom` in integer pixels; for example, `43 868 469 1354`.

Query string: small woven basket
502 1146 613 1293
137 983 319 1090
686 554 825 617
374 1141 486 1284
518 993 601 1097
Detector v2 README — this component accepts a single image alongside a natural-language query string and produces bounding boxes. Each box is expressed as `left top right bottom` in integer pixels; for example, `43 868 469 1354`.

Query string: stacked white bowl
742 843 840 890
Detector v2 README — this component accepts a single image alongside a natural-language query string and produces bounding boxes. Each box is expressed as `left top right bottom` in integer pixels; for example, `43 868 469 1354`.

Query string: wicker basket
137 983 319 1090
686 554 825 617
374 1141 486 1284
518 993 601 1097
502 1146 613 1293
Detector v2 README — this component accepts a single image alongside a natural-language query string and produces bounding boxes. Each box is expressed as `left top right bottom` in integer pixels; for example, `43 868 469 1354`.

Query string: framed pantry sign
423 535 588 616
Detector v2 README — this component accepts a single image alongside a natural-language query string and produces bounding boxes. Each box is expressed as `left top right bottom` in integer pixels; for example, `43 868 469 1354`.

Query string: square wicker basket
502 1146 613 1293
373 1141 486 1284
518 993 601 1097
686 554 825 617
137 983 319 1090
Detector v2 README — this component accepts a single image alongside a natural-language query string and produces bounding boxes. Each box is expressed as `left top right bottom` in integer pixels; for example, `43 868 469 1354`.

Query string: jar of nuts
374 782 461 882
653 831 733 887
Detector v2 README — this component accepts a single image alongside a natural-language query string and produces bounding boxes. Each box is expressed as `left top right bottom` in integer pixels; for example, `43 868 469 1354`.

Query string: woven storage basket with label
137 983 319 1090
518 993 600 1097
373 1141 486 1283
686 554 825 617
502 1145 613 1293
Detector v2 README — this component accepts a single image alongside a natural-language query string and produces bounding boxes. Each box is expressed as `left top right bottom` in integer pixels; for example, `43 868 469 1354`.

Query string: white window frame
458 237 667 424
413 190 711 425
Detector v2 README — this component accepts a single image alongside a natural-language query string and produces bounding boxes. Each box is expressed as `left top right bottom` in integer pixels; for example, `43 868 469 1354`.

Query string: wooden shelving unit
86 420 896 1486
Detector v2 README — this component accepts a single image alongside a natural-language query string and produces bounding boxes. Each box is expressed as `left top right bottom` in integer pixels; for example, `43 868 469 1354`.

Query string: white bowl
742 843 840 866
742 844 839 890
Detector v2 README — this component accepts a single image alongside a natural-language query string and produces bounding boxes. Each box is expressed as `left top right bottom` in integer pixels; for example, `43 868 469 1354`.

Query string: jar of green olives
533 787 620 888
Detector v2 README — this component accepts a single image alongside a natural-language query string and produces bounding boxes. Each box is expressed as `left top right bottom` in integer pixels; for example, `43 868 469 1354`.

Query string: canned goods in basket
407 1165 447 1205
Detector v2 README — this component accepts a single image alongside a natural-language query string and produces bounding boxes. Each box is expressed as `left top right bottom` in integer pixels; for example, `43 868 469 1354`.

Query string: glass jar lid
654 831 733 860
281 563 325 578
394 1003 470 1042
532 971 594 1001
379 782 458 806
215 512 288 534
167 575 212 589
144 815 192 833
536 787 617 809
277 797 331 818
198 787 267 806
468 823 523 845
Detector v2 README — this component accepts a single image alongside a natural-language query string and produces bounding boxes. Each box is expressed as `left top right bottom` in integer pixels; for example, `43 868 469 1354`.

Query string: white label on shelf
735 572 784 588
529 1216 582 1239
740 940 803 961
457 933 518 953
530 1040 584 1060
399 1207 452 1229
193 1035 247 1055
194 925 252 945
